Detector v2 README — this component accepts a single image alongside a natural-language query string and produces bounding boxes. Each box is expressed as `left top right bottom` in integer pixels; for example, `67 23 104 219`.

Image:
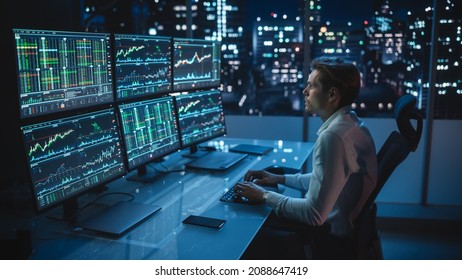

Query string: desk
28 137 314 260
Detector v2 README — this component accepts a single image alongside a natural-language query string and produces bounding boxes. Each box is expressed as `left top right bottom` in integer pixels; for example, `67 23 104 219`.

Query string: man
235 57 377 259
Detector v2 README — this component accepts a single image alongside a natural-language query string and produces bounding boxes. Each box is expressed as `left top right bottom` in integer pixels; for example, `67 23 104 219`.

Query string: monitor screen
114 34 172 101
117 96 181 180
172 37 221 91
13 29 114 119
20 108 126 214
175 89 226 153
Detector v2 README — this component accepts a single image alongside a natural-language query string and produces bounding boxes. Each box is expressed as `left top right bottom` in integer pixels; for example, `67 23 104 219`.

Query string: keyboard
220 186 255 204
219 179 281 205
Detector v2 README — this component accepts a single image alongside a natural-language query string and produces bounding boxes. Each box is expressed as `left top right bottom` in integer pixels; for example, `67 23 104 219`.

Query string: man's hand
243 169 285 186
233 181 267 204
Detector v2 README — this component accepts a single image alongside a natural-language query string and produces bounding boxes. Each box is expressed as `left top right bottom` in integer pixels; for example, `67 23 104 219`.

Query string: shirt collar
317 106 352 136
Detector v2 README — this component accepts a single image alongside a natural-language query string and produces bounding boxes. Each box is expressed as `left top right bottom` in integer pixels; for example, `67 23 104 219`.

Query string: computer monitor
117 95 181 182
113 34 172 101
13 28 114 119
174 89 226 156
20 108 126 218
172 37 221 91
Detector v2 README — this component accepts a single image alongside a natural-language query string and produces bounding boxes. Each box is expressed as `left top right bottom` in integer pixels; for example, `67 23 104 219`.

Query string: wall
225 115 304 141
225 115 462 220
427 120 462 205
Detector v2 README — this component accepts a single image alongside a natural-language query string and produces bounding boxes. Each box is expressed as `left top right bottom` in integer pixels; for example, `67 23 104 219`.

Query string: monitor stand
181 145 209 158
125 164 163 183
46 198 80 221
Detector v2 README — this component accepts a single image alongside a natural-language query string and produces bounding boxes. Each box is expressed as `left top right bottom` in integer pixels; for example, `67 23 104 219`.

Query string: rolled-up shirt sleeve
265 131 353 227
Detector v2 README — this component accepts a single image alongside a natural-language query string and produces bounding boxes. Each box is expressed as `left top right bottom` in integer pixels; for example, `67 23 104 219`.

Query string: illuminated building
363 0 405 98
404 0 461 119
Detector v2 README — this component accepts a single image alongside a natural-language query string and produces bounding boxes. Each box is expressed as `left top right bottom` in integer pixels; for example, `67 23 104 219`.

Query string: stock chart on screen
13 29 114 119
173 38 221 91
175 89 226 148
21 108 126 212
114 34 172 101
118 96 181 171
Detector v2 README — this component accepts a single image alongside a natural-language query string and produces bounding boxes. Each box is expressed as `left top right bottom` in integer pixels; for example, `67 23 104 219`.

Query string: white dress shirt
265 106 377 236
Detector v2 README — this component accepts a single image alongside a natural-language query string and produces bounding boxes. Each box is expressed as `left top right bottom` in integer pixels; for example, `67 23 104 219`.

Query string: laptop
229 144 273 155
185 151 247 171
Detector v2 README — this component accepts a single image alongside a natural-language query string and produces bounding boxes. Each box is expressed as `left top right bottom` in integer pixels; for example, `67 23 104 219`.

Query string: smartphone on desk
182 215 226 229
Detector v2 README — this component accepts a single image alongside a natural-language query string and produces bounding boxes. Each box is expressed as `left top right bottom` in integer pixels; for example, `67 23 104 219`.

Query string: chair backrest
371 94 423 205
353 94 423 258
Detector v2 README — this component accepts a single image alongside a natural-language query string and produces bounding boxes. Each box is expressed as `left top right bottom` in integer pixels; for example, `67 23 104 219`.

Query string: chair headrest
393 94 423 151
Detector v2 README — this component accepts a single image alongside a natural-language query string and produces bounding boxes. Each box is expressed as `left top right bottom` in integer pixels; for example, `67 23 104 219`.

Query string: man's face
302 70 330 115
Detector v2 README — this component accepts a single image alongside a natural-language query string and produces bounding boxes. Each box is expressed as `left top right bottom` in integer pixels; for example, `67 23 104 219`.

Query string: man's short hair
310 57 361 107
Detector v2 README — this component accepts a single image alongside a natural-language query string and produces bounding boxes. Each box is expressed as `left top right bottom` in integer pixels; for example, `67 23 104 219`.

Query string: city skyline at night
79 0 461 119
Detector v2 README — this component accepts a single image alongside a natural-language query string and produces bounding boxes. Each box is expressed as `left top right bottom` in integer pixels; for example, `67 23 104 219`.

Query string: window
81 0 462 119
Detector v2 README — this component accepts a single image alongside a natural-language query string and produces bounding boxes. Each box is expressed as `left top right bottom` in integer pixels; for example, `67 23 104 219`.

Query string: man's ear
328 87 340 101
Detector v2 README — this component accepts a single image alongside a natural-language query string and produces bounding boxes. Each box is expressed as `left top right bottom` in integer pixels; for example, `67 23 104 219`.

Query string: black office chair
267 94 423 259
357 93 422 259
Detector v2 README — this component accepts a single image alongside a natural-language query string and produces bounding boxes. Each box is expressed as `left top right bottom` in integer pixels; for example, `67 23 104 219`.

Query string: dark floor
377 218 462 260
